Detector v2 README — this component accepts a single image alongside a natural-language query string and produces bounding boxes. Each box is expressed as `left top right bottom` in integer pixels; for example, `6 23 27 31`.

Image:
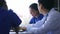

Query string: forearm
14 26 20 34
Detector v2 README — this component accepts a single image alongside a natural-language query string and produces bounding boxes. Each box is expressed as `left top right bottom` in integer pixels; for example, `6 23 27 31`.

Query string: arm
14 26 20 34
32 14 60 34
9 10 22 34
12 13 22 34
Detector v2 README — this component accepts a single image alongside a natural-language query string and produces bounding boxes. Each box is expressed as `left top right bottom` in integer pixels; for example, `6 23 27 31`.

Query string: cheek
38 6 41 12
32 13 35 16
39 10 43 14
38 7 41 13
31 12 36 16
38 6 43 14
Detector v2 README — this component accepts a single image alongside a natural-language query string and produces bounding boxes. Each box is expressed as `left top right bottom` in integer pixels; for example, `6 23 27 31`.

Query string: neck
42 9 48 15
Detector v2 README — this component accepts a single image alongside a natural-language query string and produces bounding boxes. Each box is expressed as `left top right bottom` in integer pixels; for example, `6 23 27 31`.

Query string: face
29 8 37 17
38 4 44 14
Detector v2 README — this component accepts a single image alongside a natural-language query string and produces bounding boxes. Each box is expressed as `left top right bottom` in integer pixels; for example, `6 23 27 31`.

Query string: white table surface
9 32 32 34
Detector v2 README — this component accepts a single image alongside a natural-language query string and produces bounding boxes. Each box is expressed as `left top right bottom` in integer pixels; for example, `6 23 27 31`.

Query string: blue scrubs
0 7 22 34
29 14 43 24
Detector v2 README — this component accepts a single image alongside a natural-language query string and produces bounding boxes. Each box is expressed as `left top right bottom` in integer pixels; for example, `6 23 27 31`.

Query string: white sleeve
26 20 44 31
32 14 60 34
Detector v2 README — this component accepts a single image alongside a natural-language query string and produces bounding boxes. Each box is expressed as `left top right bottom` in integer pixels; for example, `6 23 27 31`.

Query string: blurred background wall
54 0 60 11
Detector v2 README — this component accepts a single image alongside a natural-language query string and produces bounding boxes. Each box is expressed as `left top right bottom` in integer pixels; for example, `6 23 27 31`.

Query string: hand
20 27 26 31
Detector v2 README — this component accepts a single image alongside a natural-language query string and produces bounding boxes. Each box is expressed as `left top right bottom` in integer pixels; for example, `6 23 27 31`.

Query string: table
9 32 32 34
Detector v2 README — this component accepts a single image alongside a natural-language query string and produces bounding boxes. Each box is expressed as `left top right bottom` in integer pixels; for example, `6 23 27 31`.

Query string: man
29 3 43 24
22 0 60 34
0 0 22 34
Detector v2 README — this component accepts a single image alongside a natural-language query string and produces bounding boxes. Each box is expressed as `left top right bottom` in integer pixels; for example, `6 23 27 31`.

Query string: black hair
29 3 39 11
0 0 8 9
38 0 54 10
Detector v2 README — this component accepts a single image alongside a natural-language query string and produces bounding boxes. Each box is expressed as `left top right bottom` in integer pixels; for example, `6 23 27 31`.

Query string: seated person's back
0 0 22 34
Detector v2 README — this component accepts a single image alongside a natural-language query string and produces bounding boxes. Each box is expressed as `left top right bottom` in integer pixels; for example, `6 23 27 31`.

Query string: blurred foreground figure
0 0 22 34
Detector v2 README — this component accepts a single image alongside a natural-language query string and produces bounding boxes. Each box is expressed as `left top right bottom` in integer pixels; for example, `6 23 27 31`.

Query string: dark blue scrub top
0 7 22 34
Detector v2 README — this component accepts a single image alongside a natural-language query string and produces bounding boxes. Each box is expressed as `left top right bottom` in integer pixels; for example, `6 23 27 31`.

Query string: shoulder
8 9 14 14
48 9 60 19
39 14 44 18
31 17 35 20
40 14 43 16
30 17 34 22
8 9 17 17
47 10 60 23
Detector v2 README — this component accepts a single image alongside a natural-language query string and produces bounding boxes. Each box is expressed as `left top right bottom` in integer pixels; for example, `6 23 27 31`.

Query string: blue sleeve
9 9 22 27
39 14 44 20
29 19 33 24
29 18 35 24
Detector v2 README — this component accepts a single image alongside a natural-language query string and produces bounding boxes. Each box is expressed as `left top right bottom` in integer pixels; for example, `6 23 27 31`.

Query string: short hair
0 0 7 7
29 3 39 11
38 0 54 10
